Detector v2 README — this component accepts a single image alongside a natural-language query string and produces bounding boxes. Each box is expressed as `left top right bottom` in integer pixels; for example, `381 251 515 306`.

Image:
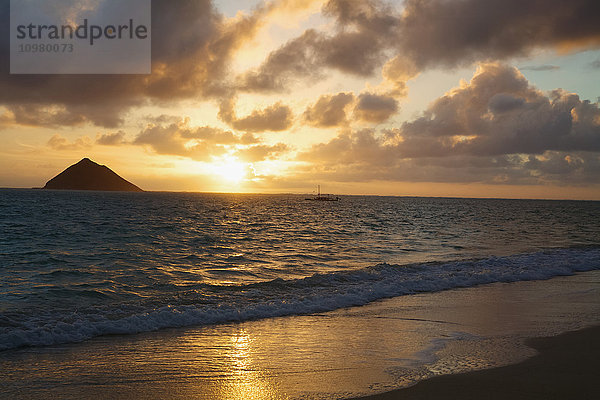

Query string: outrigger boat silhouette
305 185 340 201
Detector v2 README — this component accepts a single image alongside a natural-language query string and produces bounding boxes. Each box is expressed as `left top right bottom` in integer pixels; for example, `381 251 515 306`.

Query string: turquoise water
1 189 599 350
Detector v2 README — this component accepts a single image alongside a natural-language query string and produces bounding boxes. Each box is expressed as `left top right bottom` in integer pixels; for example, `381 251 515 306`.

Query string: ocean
1 189 599 352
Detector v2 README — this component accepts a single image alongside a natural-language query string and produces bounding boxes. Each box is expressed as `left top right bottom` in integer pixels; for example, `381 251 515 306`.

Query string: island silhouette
43 158 143 192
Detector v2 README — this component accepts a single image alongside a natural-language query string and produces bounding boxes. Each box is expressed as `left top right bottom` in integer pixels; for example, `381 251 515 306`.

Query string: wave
1 247 599 351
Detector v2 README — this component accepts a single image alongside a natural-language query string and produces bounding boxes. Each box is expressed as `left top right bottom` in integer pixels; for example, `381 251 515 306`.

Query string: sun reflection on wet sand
214 329 288 400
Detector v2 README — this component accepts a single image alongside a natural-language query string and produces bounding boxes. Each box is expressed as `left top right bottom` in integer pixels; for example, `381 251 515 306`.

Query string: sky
1 0 600 199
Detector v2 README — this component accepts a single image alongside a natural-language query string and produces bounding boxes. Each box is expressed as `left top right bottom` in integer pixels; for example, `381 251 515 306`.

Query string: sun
210 156 248 184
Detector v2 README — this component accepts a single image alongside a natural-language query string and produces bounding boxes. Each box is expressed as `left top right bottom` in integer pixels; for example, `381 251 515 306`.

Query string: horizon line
1 187 599 202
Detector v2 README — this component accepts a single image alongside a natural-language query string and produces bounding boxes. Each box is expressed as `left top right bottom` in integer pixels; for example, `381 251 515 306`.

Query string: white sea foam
1 247 599 351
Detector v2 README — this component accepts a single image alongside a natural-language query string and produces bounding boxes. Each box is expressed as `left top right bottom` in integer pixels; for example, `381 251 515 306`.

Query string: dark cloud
0 0 265 127
523 152 600 183
238 0 600 94
353 93 398 123
298 63 600 185
219 99 294 132
397 63 600 157
398 0 600 69
9 104 87 128
238 0 399 93
519 65 560 71
320 0 400 73
304 92 355 127
303 90 399 128
299 129 600 185
237 30 325 93
2 0 598 140
487 93 526 114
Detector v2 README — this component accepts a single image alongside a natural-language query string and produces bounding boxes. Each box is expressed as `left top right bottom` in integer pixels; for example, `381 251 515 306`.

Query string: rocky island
43 158 143 192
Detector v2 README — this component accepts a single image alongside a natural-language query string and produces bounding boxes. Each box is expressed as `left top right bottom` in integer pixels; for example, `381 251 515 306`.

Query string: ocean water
1 189 599 352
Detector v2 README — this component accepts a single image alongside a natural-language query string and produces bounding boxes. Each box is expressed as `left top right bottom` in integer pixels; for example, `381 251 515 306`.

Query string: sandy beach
356 325 600 400
1 270 598 399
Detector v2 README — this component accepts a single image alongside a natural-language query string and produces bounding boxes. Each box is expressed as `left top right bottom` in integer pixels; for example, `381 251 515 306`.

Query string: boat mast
318 184 320 196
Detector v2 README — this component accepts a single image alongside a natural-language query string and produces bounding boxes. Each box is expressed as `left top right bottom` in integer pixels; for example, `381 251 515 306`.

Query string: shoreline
355 324 600 400
1 271 598 399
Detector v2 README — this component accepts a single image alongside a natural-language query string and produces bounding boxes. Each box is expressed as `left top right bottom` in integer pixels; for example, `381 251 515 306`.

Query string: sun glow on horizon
209 156 248 185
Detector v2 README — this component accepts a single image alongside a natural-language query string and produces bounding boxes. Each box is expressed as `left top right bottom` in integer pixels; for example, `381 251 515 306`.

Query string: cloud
486 93 526 113
219 99 294 132
297 63 600 185
303 90 399 128
0 0 269 127
304 92 355 127
96 130 127 146
234 143 290 162
133 119 239 160
396 63 600 157
47 134 92 150
298 128 397 168
523 152 600 183
132 117 287 162
134 122 190 156
398 0 600 70
236 30 325 93
3 0 598 130
519 65 560 71
237 0 399 93
0 108 15 129
380 55 420 97
238 0 600 94
590 59 600 69
8 104 88 128
353 93 398 123
298 130 600 185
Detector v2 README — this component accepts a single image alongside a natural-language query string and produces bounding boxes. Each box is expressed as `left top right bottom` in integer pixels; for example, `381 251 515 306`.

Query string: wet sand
1 271 598 399
356 325 600 400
